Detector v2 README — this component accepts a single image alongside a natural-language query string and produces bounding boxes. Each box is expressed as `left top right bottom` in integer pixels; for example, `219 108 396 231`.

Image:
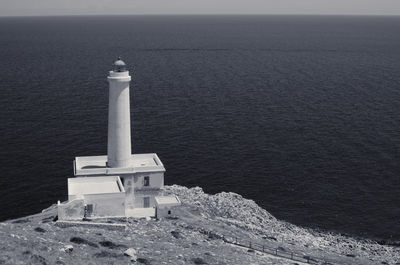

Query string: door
85 204 93 217
143 197 150 208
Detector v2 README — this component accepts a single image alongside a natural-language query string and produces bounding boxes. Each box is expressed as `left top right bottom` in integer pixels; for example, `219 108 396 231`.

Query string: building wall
121 172 164 210
133 172 164 189
156 206 178 219
58 199 85 220
156 205 184 219
83 192 125 218
121 174 135 210
133 193 159 208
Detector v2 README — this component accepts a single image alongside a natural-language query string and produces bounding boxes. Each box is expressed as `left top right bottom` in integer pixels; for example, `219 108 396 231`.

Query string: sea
0 15 399 242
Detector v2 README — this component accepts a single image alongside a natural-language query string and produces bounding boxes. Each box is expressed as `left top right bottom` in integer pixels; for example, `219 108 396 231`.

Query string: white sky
0 0 399 17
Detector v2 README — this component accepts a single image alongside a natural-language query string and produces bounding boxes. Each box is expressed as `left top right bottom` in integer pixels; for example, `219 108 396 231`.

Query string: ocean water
0 15 399 241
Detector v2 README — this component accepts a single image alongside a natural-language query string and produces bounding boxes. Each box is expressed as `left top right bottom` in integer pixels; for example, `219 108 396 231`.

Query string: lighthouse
107 58 132 168
58 58 181 221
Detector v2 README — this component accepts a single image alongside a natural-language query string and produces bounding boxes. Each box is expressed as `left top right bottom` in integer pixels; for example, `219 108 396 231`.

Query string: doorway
143 197 150 208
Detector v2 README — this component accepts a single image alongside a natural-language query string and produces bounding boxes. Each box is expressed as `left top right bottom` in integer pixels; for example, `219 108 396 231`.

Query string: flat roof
74 153 165 176
68 176 124 196
155 195 181 206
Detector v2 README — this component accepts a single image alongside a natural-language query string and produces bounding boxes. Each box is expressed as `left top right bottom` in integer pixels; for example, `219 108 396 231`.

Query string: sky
0 0 400 17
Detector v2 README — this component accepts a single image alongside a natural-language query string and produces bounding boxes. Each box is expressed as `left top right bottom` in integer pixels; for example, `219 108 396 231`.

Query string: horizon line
1 13 400 18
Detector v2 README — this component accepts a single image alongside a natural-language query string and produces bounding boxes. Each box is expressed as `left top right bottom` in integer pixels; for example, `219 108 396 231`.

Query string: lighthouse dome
113 57 127 72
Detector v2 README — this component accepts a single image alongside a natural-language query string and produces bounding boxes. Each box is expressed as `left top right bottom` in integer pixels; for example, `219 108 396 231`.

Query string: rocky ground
0 185 398 265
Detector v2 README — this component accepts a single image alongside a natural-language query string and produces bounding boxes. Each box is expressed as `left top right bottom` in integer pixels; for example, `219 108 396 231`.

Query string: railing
199 229 334 265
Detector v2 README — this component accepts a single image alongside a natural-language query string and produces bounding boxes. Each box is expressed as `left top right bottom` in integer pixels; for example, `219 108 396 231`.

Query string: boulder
34 227 46 233
124 248 137 262
171 231 181 239
59 245 73 253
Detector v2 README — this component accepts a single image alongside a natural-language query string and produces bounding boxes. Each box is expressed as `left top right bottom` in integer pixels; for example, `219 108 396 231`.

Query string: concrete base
125 207 155 218
55 220 126 231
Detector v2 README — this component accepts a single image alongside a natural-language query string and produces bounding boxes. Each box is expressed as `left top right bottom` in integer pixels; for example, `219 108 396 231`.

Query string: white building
58 58 179 220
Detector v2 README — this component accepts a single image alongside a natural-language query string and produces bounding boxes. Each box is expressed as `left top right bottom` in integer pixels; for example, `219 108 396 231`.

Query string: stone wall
58 199 85 220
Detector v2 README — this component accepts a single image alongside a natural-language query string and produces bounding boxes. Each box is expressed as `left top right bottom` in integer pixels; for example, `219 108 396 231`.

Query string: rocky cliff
0 185 398 265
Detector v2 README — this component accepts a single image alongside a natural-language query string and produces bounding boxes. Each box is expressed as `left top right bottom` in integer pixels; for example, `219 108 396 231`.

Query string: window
168 210 171 215
143 176 150 187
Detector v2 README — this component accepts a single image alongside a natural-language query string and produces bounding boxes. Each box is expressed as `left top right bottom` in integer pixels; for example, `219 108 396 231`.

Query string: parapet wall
58 199 85 220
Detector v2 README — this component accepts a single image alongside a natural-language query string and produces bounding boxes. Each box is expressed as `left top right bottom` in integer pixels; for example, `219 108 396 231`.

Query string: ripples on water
0 15 399 241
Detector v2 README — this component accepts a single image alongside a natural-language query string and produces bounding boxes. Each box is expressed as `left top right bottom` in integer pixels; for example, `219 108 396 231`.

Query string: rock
191 257 207 264
30 254 47 265
137 257 151 264
207 232 220 240
12 218 30 224
70 237 98 248
171 231 181 239
278 246 286 252
41 216 55 223
2 185 400 265
124 248 137 261
59 245 73 253
99 240 127 249
34 227 46 233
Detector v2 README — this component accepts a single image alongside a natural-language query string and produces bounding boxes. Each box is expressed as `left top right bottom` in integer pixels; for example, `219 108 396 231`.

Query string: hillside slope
0 185 398 265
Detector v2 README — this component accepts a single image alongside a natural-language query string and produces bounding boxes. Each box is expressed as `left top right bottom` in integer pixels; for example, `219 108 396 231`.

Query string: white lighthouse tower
107 58 132 168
